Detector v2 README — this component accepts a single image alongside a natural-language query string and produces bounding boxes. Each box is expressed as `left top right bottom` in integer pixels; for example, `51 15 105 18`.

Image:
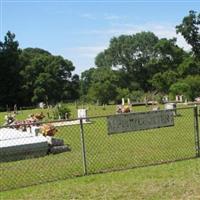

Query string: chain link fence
0 106 199 191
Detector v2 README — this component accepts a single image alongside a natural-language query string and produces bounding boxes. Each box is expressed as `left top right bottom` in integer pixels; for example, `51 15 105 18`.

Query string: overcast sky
1 0 199 75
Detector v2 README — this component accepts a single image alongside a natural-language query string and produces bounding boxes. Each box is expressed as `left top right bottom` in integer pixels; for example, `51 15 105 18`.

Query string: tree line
0 10 199 109
0 35 79 109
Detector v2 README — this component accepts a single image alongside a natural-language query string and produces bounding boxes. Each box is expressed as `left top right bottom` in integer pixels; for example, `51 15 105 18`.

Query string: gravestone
14 104 18 114
152 106 160 111
176 95 183 102
122 98 125 106
162 96 169 103
38 102 45 109
164 103 177 115
78 109 88 122
127 98 131 106
184 98 188 105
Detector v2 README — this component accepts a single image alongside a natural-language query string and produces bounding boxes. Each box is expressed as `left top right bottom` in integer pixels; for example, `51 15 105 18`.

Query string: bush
169 82 190 100
130 90 144 102
0 107 6 112
52 103 71 119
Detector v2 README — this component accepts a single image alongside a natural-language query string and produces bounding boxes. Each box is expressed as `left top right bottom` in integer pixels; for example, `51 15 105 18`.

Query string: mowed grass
1 158 200 200
0 104 164 125
1 106 199 191
0 103 119 125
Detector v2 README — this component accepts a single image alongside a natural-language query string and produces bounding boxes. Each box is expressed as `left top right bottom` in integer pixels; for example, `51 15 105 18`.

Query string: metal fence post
80 118 88 175
194 106 200 157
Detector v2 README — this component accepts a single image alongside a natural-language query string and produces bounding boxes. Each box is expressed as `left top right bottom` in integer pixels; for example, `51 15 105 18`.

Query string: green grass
0 105 199 191
0 104 165 125
0 103 120 125
0 103 192 125
1 158 200 200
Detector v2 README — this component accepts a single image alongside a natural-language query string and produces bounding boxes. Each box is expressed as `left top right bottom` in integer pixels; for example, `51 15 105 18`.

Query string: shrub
53 103 71 119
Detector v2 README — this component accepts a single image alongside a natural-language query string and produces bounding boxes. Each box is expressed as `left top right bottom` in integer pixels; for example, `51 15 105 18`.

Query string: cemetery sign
107 110 174 134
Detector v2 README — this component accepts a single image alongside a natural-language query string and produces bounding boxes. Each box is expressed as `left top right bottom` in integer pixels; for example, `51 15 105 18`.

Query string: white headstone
176 95 183 102
179 95 183 102
184 98 188 105
163 96 168 103
164 103 176 115
165 103 174 110
122 98 125 106
127 98 131 105
78 109 87 122
39 102 45 109
152 106 160 111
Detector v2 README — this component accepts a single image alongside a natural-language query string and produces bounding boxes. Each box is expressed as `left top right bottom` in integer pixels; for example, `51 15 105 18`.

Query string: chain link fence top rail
0 106 199 191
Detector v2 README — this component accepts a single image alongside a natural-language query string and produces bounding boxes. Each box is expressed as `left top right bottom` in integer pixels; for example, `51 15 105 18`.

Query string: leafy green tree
95 50 112 68
177 56 200 77
20 48 76 104
151 70 178 93
146 38 185 79
87 67 119 104
183 75 200 100
170 75 200 100
169 82 190 99
115 88 130 103
176 10 200 58
95 32 159 91
153 38 185 71
0 31 22 107
32 72 57 103
80 68 96 98
69 74 80 101
95 33 185 93
130 90 144 102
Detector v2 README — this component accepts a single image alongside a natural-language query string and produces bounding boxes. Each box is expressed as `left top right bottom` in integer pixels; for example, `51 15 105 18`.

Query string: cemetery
0 107 93 162
0 6 199 198
0 96 199 191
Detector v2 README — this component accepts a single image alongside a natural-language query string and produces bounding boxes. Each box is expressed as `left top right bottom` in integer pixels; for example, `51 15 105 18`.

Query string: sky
0 0 199 75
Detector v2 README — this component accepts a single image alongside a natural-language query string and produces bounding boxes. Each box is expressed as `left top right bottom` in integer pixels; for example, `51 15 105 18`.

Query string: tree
0 31 22 107
177 56 200 77
183 75 200 100
169 82 190 99
150 70 178 94
87 67 119 104
146 38 185 74
115 88 130 103
20 48 76 104
176 10 200 58
95 32 159 91
80 68 96 98
67 74 80 101
95 50 112 68
170 75 200 100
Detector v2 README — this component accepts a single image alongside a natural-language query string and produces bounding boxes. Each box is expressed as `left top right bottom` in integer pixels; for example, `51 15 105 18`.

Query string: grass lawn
1 158 200 200
1 105 199 191
0 104 167 125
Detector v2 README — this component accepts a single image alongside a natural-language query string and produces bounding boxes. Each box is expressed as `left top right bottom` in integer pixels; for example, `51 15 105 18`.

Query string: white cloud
103 14 127 21
57 22 191 74
64 46 107 58
52 46 107 74
81 22 191 50
81 13 96 20
80 13 127 22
